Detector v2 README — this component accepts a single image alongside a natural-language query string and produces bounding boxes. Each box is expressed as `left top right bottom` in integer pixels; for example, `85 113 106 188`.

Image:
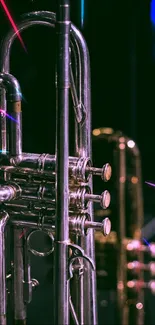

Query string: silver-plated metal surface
13 228 27 322
0 8 112 325
0 211 9 325
0 153 106 183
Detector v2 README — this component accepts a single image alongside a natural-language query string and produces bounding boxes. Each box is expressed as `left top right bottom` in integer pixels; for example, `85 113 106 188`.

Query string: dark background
0 0 155 324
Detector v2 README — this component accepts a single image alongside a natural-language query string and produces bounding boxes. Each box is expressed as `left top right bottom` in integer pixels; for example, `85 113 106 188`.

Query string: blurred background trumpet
92 127 155 325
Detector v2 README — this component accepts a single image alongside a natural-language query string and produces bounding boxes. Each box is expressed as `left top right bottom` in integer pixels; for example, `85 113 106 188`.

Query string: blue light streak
81 0 84 28
142 237 150 247
151 0 155 26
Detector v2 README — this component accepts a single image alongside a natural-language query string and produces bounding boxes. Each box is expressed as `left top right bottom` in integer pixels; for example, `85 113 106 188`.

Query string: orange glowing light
131 176 138 184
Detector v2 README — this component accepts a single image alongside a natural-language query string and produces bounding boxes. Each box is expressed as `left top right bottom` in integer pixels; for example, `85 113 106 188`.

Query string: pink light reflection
0 0 27 52
19 228 28 239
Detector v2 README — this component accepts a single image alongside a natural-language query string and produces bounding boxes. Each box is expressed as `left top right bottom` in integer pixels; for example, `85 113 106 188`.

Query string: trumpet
93 128 155 325
0 4 112 325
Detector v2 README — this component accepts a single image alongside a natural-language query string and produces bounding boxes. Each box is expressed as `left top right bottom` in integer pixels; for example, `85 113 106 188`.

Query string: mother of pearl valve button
102 163 112 182
102 218 111 236
100 190 111 209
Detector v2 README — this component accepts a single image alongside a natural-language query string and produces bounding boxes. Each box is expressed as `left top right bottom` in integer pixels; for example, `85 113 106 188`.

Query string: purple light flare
0 108 18 123
145 181 155 187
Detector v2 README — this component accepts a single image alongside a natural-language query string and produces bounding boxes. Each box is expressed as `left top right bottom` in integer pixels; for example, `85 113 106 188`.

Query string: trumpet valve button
149 262 155 276
101 163 112 182
148 280 155 294
126 240 141 251
149 244 155 257
102 217 111 236
100 190 111 209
